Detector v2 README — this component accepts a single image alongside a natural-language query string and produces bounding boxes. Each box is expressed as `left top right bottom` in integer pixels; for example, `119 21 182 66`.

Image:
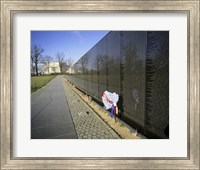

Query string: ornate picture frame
1 0 199 169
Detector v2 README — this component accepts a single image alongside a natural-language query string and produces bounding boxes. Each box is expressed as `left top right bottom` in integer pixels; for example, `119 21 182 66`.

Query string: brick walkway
61 77 121 139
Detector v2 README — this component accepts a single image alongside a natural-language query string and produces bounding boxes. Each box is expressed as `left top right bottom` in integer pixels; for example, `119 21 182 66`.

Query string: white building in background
43 62 61 75
66 66 75 74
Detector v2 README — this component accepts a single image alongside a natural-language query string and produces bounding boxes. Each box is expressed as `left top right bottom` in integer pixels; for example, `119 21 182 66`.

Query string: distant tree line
31 44 74 76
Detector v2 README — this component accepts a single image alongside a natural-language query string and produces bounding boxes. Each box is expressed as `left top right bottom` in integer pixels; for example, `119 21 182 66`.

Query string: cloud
73 31 84 43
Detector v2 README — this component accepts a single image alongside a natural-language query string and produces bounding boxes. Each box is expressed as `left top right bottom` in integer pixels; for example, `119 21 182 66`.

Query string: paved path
31 75 120 139
62 78 120 139
31 75 77 139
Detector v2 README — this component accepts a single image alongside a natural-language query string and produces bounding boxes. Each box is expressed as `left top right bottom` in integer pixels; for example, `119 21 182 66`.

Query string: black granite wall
66 31 169 139
121 31 146 129
145 31 169 138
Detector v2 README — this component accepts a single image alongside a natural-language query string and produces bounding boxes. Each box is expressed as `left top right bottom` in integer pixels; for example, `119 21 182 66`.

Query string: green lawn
31 75 56 93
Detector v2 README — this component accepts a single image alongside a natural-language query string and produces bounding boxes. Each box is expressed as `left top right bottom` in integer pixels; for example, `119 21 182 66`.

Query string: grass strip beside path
31 75 56 93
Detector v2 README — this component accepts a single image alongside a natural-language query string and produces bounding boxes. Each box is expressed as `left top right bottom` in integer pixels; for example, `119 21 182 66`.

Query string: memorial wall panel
86 51 93 96
90 46 98 99
74 61 82 89
82 54 89 93
146 31 169 138
121 31 146 127
97 37 107 100
106 32 121 94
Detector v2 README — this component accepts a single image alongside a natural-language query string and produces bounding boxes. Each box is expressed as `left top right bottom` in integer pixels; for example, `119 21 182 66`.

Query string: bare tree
31 45 44 76
56 52 65 74
65 57 74 67
42 55 53 75
31 51 35 75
